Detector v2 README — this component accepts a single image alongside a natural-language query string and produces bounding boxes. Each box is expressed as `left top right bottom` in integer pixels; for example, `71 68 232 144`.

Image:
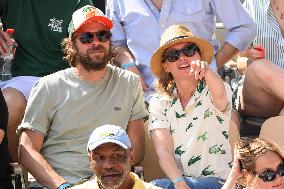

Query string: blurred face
73 21 111 71
251 151 284 189
89 143 132 189
162 42 201 80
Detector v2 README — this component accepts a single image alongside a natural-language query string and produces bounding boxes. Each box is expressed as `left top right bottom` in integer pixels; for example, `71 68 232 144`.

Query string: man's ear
129 148 134 163
88 151 92 162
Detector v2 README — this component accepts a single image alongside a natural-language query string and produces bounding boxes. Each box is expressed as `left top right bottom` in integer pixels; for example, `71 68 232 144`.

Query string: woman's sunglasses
162 44 200 62
77 30 112 44
256 163 284 182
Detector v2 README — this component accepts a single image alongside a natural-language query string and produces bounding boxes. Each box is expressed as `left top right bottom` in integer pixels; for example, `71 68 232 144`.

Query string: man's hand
248 44 265 61
127 66 149 91
189 60 209 80
174 181 191 189
0 30 14 56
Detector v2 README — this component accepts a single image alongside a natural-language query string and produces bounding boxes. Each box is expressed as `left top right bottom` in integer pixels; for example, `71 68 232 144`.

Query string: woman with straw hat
148 25 233 189
222 137 284 189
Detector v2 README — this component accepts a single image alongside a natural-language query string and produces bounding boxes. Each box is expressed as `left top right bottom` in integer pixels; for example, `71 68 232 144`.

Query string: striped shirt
244 0 284 69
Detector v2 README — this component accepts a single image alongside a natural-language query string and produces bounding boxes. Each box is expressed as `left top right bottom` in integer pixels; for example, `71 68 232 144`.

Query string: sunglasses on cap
162 44 200 63
77 30 112 44
255 162 284 182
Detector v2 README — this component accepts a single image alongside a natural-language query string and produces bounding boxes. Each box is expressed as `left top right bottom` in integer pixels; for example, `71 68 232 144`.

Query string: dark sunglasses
255 163 284 182
78 30 112 44
162 44 200 62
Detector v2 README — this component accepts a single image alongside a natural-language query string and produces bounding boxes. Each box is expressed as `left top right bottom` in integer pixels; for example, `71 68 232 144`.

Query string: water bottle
1 29 17 81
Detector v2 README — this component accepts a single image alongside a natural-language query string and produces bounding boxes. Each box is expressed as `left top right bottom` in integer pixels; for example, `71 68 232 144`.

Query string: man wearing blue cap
71 125 161 189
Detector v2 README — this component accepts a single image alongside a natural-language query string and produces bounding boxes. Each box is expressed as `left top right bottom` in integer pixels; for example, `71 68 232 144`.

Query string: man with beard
71 125 161 189
17 5 147 189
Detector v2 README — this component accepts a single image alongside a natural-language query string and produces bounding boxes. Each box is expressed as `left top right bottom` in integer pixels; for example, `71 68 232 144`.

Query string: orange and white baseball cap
68 5 113 37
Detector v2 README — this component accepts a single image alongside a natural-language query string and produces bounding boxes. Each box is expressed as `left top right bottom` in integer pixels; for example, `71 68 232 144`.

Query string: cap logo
82 6 94 13
99 132 115 137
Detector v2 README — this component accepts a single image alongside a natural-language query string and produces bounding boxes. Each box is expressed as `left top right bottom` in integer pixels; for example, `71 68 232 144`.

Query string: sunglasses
162 44 200 62
255 163 284 182
77 30 112 44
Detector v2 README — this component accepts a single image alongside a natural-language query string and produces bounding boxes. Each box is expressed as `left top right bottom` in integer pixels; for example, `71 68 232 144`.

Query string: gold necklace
272 0 284 20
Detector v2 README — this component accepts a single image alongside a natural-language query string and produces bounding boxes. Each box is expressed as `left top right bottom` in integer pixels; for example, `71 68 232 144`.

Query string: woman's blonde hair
155 68 176 97
236 137 284 187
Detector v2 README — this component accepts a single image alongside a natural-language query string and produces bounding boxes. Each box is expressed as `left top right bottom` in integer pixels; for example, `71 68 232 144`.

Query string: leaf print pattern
164 108 168 116
202 165 215 176
175 145 185 156
186 123 193 132
222 131 229 139
228 161 233 169
171 98 178 107
151 117 158 124
216 116 224 124
197 80 205 93
193 117 198 121
176 112 186 118
170 127 175 134
204 108 213 119
197 132 208 141
188 155 201 166
196 101 202 108
209 144 226 155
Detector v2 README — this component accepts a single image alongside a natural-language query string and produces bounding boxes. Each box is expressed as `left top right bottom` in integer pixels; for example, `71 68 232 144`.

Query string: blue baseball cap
87 125 131 151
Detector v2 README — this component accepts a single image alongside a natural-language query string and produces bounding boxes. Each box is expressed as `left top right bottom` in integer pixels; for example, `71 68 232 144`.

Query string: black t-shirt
0 90 12 188
92 0 105 13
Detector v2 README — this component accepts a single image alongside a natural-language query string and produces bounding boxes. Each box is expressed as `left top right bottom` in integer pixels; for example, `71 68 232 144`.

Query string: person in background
234 0 284 120
18 5 147 189
149 25 233 189
106 0 257 101
0 0 93 162
0 90 12 189
71 124 161 189
222 137 284 189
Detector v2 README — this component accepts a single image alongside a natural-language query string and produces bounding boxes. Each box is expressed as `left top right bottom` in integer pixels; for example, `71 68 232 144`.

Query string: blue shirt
244 0 284 69
106 0 256 100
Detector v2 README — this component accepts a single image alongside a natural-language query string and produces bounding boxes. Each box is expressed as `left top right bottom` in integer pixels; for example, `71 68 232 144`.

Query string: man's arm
126 119 145 165
19 130 67 189
212 0 257 69
114 46 149 91
215 42 238 69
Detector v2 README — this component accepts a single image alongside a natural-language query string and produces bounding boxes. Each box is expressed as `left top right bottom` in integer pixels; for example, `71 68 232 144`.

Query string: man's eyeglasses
255 163 284 182
162 44 200 62
77 30 112 44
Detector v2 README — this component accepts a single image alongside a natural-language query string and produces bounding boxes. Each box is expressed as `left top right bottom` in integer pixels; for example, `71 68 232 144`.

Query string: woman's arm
222 150 243 189
205 68 228 112
151 128 191 189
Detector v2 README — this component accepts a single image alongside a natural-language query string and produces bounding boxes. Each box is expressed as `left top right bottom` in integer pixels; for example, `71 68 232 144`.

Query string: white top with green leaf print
149 81 232 180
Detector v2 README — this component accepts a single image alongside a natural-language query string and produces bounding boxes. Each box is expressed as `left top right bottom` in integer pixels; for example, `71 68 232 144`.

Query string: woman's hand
189 60 209 80
248 44 265 61
174 180 191 189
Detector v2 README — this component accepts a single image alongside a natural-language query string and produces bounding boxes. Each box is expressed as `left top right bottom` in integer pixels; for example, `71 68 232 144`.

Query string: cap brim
88 139 129 151
74 16 113 34
150 37 214 78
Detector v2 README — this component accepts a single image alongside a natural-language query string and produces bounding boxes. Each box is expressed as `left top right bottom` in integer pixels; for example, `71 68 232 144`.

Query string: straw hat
150 25 214 77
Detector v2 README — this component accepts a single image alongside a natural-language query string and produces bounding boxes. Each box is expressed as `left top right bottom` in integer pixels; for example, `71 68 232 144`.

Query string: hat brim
74 16 113 34
150 36 214 78
87 138 129 151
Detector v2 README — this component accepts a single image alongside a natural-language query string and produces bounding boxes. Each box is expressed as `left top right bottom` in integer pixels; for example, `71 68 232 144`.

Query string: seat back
229 119 240 157
259 116 284 149
141 122 166 182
